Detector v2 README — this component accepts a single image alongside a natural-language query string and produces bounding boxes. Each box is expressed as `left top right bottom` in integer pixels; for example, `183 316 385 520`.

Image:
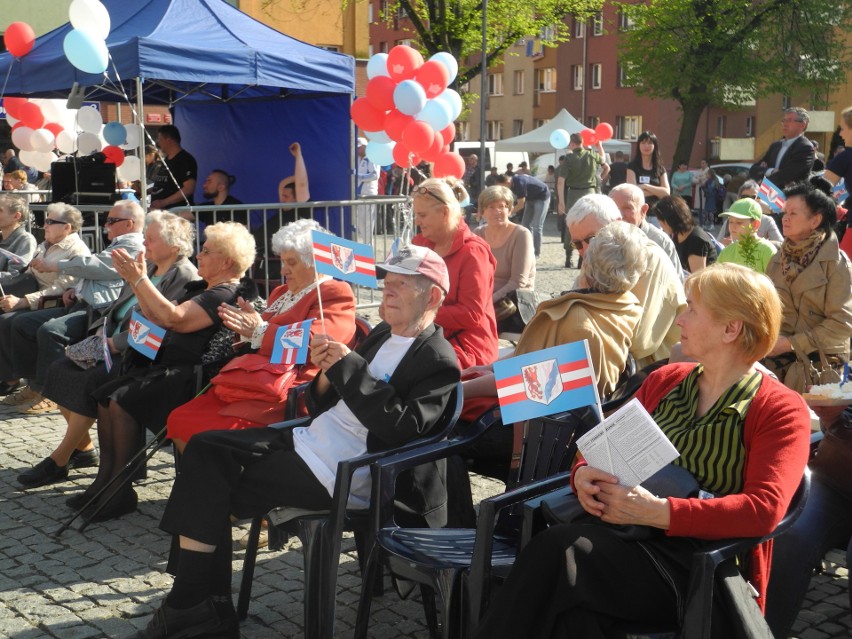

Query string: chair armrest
268 416 311 431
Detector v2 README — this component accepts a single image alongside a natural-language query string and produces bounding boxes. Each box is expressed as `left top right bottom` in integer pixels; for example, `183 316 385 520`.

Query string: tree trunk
673 101 708 168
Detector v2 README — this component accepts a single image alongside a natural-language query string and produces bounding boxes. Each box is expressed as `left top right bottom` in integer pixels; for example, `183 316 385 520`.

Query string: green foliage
736 224 760 271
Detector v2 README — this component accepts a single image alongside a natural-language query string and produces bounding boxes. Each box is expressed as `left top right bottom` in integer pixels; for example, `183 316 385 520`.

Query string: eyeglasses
105 217 130 226
571 234 596 251
44 218 68 226
413 185 447 206
198 246 220 255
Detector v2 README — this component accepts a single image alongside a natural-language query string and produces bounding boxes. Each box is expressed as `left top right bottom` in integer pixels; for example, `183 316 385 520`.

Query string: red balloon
433 151 465 179
3 97 28 120
44 122 65 137
17 102 45 130
420 134 445 162
387 45 424 82
350 98 386 132
595 122 614 142
393 142 420 168
385 109 414 142
102 145 125 167
401 121 435 154
365 76 397 113
415 60 450 99
580 128 597 146
5 22 35 58
441 143 450 154
439 123 456 146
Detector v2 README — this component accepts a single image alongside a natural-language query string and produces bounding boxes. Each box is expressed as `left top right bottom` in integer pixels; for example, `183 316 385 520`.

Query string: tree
617 0 852 166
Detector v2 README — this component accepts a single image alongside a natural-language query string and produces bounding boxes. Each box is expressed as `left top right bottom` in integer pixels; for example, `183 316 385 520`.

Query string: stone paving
0 214 848 638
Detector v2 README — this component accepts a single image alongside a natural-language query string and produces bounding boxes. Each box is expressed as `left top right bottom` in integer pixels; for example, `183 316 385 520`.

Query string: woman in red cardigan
475 263 811 639
166 219 356 452
411 177 498 369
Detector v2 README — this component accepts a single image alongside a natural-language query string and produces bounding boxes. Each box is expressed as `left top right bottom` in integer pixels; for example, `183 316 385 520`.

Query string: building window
782 95 791 109
534 118 549 128
513 70 525 95
589 63 602 89
616 63 631 88
488 73 504 96
745 116 754 137
540 24 557 43
574 17 585 38
513 119 525 136
716 116 726 137
616 115 642 141
379 41 389 53
587 116 600 128
572 65 583 90
486 120 503 140
592 12 604 35
457 121 470 141
368 3 374 22
396 38 412 47
535 68 558 93
618 11 635 31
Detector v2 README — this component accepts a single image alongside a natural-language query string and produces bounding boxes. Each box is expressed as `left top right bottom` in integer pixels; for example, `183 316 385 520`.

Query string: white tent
495 108 632 156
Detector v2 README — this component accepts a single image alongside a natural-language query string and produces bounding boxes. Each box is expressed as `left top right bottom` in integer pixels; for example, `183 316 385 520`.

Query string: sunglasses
413 185 447 205
44 218 68 226
571 234 596 251
105 217 130 225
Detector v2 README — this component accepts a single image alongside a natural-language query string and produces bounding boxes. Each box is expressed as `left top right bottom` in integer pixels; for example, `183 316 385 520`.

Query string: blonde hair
204 221 256 274
414 177 467 223
478 185 514 212
684 263 781 361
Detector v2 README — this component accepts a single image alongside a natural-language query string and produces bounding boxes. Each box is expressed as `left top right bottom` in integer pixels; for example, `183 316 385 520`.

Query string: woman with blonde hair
411 177 498 368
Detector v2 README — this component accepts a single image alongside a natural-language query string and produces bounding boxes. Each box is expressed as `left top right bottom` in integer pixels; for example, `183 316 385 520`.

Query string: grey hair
111 199 146 229
738 179 760 195
271 218 326 265
581 221 647 294
565 194 622 228
784 107 809 125
145 210 196 258
0 194 30 225
46 202 83 232
608 183 645 207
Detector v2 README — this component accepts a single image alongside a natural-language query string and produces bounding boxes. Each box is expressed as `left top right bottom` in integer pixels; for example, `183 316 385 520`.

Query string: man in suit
753 107 815 187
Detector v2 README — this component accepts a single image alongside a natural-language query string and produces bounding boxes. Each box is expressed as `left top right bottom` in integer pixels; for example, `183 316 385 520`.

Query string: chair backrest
601 358 669 415
353 315 373 345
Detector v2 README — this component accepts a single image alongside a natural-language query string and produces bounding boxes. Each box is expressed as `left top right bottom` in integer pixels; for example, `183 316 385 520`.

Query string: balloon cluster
63 0 111 75
549 122 614 150
2 97 142 181
351 45 466 179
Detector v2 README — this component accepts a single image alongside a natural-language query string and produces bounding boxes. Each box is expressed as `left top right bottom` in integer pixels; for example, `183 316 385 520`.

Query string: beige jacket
515 289 643 398
766 236 852 357
24 233 91 310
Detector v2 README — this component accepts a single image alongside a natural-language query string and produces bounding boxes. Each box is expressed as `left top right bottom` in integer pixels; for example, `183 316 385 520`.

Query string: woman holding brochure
475 263 811 639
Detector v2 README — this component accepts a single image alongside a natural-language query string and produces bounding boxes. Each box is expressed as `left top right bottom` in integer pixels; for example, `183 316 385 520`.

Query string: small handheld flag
493 340 600 424
128 310 166 360
758 176 786 213
102 318 113 372
312 230 377 288
0 247 24 264
833 179 847 204
270 319 314 365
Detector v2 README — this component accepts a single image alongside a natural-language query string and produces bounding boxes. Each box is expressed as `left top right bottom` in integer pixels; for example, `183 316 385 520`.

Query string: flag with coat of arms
312 230 377 288
758 176 786 213
270 319 314 365
493 340 601 424
128 310 166 360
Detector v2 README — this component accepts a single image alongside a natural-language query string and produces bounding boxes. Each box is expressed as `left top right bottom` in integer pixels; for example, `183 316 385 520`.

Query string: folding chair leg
353 544 383 639
298 521 326 638
236 516 263 620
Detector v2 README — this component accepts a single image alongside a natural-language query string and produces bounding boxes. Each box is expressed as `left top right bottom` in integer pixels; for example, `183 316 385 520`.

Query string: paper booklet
576 397 679 487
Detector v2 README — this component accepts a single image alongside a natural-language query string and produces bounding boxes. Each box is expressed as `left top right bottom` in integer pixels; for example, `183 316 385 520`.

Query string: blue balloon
103 121 127 146
416 99 453 131
63 28 108 75
393 80 427 116
365 129 391 144
435 88 462 121
430 52 458 84
367 53 390 79
549 129 571 149
366 141 396 166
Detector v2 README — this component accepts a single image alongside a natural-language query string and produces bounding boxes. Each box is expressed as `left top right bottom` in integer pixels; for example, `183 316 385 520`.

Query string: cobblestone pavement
0 215 848 638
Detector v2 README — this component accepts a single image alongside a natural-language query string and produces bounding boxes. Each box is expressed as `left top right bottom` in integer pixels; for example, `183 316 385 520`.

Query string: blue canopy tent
0 0 355 234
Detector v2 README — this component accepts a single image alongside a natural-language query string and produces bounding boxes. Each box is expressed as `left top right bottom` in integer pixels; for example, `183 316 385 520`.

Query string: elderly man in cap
128 244 460 639
356 137 379 243
716 198 778 273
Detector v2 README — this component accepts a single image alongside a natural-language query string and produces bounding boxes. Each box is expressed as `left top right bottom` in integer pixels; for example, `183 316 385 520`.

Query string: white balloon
30 129 56 153
32 151 57 173
76 105 103 134
76 131 102 155
11 126 35 152
19 149 41 169
120 123 142 150
34 99 64 124
69 0 111 40
117 155 142 182
56 130 77 154
6 114 19 127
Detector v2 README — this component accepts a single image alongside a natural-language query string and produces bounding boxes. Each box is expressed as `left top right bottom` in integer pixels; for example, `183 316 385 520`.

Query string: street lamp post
479 0 488 190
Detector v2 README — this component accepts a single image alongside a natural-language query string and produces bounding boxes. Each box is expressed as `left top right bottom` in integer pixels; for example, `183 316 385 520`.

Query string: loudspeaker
51 160 117 205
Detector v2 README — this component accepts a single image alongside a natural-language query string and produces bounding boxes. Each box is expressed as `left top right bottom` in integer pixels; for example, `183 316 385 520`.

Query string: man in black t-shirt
182 169 246 227
150 125 198 210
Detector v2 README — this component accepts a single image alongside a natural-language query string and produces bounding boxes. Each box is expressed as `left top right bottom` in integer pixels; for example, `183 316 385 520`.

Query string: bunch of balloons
549 122 615 150
4 22 36 58
63 0 111 75
351 45 466 179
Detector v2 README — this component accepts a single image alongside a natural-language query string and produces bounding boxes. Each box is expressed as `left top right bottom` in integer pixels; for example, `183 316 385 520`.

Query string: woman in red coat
411 177 498 369
475 264 810 639
166 219 356 451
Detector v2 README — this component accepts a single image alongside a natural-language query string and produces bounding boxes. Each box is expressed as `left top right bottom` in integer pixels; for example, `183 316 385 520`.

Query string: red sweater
413 221 498 369
635 363 810 610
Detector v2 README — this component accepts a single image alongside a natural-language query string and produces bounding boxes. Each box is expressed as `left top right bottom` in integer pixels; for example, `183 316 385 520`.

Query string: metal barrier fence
28 197 411 308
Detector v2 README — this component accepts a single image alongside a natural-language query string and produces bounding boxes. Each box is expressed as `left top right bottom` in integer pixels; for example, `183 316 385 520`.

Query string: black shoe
68 448 99 470
208 596 239 639
66 491 94 510
0 379 22 396
17 457 69 488
130 597 220 639
85 487 138 523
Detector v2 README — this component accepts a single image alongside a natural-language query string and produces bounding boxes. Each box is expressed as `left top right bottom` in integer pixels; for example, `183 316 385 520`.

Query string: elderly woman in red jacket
475 263 810 639
411 177 498 369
